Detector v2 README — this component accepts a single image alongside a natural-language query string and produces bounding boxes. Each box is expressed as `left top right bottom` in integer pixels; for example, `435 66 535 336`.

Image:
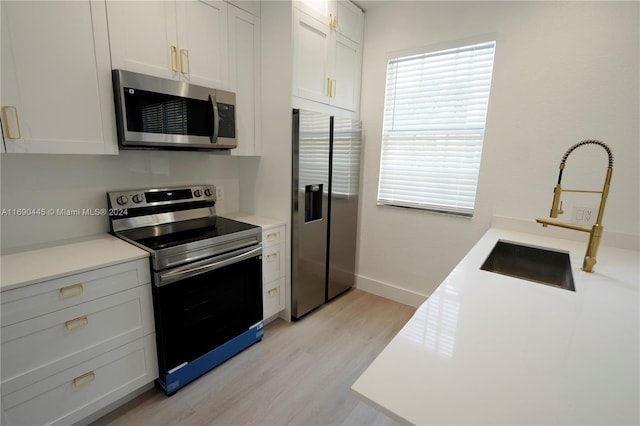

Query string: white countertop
224 212 286 229
352 227 640 425
1 234 149 291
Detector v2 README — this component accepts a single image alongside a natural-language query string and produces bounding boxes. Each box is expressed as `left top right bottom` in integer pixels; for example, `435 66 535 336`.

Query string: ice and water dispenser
305 184 323 222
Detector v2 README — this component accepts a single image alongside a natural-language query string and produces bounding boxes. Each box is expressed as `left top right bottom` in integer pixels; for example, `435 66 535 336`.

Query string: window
377 40 496 216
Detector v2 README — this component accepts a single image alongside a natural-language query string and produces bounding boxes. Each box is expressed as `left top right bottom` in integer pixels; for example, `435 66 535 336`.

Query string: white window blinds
377 40 496 216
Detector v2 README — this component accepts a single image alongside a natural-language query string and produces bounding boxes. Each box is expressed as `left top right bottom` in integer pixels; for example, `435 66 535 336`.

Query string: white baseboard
355 275 427 308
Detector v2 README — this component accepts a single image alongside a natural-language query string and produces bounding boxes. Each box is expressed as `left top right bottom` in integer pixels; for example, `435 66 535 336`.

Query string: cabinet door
177 0 228 88
0 1 116 155
293 9 331 104
330 33 361 111
334 0 363 44
294 0 331 24
227 0 261 17
106 1 178 80
228 5 261 156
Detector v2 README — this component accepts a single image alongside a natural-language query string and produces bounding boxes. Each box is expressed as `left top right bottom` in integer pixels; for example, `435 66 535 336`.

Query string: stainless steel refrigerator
291 109 362 319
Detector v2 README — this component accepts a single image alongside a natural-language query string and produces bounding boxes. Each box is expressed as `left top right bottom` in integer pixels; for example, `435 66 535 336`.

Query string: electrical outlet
216 186 224 201
572 206 597 227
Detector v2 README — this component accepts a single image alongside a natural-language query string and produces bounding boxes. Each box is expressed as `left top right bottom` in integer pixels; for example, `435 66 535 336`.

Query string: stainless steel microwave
112 70 237 150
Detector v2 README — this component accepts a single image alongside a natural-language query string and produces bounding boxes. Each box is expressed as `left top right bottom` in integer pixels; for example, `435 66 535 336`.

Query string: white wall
239 0 293 222
1 151 241 250
238 0 294 319
357 1 639 305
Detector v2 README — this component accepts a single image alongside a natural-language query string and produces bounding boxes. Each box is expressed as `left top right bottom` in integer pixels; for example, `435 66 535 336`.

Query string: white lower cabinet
2 336 156 426
263 276 285 321
0 257 157 426
262 225 286 319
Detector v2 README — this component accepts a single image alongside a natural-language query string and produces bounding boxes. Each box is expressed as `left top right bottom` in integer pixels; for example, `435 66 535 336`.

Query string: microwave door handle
209 95 220 143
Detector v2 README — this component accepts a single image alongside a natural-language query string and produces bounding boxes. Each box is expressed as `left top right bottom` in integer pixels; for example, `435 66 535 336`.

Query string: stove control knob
132 194 144 204
116 195 129 205
204 188 213 197
193 189 203 197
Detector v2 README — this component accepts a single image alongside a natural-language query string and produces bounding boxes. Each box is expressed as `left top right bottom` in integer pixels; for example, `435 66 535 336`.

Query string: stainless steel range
107 185 263 395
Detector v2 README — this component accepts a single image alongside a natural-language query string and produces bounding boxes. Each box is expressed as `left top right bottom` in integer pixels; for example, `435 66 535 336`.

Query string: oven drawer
1 336 157 426
1 259 150 327
1 286 153 394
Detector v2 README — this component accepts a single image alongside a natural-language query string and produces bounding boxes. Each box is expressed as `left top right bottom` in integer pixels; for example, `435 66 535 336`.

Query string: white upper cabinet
294 0 331 23
228 5 261 156
293 9 332 105
107 0 229 89
331 33 361 112
176 1 228 88
0 1 117 155
226 0 261 17
104 2 175 80
333 1 363 44
292 2 363 113
294 0 363 43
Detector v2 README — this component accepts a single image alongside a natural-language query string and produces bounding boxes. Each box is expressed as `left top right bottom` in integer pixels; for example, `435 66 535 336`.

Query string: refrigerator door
327 117 362 300
292 109 330 318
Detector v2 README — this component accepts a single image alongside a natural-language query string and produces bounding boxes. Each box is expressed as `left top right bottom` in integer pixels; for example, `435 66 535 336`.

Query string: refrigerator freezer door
327 117 362 300
292 110 331 318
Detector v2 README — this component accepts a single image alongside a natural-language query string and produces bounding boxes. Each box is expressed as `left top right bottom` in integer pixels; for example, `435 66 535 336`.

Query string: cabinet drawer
263 243 285 283
2 336 157 426
263 277 285 319
1 259 149 326
262 225 285 248
1 286 153 394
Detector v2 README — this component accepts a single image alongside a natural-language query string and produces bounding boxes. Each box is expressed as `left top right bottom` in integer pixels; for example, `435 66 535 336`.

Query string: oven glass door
152 252 262 373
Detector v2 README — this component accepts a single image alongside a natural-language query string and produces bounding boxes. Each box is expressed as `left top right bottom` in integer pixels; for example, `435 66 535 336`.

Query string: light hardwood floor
92 289 415 426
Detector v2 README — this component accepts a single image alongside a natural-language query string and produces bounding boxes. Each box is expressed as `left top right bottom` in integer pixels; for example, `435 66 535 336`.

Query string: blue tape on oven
160 322 264 395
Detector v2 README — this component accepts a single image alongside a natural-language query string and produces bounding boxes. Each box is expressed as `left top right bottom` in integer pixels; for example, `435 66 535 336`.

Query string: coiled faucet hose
561 139 614 168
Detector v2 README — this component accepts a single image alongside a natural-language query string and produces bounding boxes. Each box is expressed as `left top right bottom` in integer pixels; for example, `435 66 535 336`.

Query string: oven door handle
156 245 262 287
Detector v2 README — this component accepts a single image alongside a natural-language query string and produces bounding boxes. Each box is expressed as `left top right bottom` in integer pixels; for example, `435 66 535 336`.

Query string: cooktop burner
108 185 262 271
118 216 258 251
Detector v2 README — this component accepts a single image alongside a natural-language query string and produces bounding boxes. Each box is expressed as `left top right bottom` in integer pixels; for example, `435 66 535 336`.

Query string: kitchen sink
480 240 575 291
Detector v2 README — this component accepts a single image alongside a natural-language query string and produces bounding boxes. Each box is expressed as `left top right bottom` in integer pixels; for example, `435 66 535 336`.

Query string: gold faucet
536 139 614 272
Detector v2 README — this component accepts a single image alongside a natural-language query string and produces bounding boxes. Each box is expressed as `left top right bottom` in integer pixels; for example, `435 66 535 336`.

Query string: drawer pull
266 232 278 242
267 288 278 296
65 315 89 332
60 283 83 299
267 253 278 262
72 371 95 388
